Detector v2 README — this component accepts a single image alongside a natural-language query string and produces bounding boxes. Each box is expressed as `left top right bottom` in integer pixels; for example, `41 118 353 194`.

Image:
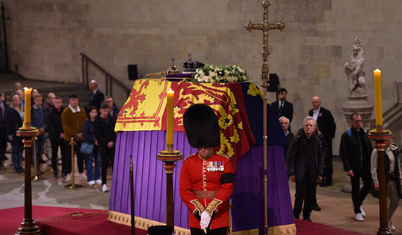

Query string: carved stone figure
344 37 368 93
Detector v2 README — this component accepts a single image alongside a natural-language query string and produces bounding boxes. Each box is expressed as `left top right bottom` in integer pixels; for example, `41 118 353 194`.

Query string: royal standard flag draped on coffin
115 79 254 160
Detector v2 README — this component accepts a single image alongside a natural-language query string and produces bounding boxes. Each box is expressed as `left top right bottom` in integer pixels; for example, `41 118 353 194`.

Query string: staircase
1 73 89 106
371 82 402 145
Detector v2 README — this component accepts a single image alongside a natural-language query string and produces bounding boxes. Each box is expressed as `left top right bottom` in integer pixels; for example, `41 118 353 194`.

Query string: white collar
314 106 321 112
68 104 81 113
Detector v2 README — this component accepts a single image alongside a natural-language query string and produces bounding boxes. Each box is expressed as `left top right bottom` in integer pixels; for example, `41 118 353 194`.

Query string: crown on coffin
183 53 204 74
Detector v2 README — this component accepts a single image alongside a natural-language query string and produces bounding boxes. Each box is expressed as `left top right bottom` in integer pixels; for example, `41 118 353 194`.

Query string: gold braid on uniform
205 198 223 217
190 199 205 215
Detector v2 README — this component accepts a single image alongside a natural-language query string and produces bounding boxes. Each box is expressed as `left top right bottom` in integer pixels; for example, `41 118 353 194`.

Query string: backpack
346 128 367 138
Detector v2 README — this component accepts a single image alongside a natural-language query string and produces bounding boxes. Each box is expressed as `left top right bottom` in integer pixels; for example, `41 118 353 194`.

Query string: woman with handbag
82 106 101 186
371 133 402 232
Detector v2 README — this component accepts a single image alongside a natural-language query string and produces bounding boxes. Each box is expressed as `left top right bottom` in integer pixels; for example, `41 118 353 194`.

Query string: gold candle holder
368 129 392 235
16 126 41 235
157 144 182 229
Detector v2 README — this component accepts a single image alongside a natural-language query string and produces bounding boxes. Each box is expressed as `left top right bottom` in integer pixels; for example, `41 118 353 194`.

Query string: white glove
200 211 212 230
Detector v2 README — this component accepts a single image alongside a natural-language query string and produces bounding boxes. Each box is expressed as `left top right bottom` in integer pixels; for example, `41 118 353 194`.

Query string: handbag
80 142 94 155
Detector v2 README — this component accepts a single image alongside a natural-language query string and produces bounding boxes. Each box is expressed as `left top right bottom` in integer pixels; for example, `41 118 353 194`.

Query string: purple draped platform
109 130 294 232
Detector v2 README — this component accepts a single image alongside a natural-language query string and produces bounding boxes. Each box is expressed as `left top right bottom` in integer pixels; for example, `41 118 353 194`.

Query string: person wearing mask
93 103 116 192
82 106 101 186
5 95 24 173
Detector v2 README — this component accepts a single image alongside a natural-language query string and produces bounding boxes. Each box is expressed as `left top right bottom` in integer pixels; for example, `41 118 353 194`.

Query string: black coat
271 100 293 123
5 107 23 144
283 131 295 157
46 107 64 141
308 107 336 139
89 89 104 110
110 103 119 121
286 128 324 182
93 115 116 148
316 131 328 160
339 128 373 173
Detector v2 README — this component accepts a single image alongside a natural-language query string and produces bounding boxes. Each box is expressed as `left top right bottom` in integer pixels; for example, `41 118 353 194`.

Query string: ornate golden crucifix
245 1 285 88
245 1 285 233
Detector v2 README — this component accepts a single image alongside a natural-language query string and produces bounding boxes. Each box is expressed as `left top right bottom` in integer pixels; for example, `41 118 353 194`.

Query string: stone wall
4 0 402 154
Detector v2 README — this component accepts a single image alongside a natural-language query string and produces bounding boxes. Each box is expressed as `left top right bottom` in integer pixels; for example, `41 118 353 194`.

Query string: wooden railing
80 53 131 97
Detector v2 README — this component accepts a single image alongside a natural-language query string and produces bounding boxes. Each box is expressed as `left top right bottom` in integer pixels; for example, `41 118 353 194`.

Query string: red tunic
179 152 233 230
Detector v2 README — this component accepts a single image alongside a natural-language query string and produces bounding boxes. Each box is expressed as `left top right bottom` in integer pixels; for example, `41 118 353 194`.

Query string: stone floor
1 151 401 235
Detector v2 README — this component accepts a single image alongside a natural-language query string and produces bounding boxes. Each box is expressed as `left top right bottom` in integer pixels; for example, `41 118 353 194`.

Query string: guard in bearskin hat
179 103 234 235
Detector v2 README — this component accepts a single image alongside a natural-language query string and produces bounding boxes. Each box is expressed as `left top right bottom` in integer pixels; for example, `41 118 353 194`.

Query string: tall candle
374 69 383 126
23 88 32 127
166 89 174 145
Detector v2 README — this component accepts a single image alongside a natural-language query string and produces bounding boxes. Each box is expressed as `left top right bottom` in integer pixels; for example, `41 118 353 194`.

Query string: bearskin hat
183 103 220 148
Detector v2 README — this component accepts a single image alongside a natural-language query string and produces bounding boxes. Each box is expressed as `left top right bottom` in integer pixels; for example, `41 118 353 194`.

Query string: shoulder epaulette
215 152 230 159
184 152 197 161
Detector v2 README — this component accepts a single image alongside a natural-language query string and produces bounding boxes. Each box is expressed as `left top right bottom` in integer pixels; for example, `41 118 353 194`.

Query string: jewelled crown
183 53 204 74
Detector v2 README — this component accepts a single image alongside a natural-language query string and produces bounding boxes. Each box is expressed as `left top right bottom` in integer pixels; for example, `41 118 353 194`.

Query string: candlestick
166 89 174 146
374 69 382 126
23 88 32 129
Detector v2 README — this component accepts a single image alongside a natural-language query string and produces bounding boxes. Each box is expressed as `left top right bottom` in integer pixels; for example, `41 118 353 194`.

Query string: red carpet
0 206 147 235
0 206 368 235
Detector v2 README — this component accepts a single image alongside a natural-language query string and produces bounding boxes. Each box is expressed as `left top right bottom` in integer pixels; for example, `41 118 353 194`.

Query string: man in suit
271 88 293 130
308 96 336 187
88 80 104 110
279 116 294 157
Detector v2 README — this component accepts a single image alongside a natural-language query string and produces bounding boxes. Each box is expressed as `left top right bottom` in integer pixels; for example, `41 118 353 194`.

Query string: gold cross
245 1 285 88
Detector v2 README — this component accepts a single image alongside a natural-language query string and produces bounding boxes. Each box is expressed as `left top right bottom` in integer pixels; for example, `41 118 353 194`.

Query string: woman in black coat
5 95 24 173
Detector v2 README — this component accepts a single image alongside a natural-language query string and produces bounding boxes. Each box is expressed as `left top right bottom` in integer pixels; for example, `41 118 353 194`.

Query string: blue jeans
31 133 45 167
86 148 101 181
11 142 23 170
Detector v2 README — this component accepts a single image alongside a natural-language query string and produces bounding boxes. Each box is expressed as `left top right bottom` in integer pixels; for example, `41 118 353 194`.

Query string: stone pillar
342 90 373 129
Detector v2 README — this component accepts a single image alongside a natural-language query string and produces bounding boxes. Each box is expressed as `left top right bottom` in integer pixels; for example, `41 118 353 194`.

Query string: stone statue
344 37 368 93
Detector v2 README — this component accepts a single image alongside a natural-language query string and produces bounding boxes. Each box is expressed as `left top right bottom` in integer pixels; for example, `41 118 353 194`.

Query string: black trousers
190 227 227 235
351 169 371 214
63 140 85 174
323 136 333 182
50 138 65 173
293 174 317 219
99 146 115 185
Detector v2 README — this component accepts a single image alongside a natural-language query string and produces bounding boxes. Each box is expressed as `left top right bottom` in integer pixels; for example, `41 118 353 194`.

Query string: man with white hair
279 116 294 156
286 116 323 222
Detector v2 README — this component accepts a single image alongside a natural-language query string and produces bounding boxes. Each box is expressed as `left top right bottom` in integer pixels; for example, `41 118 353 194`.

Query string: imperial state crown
183 53 204 74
